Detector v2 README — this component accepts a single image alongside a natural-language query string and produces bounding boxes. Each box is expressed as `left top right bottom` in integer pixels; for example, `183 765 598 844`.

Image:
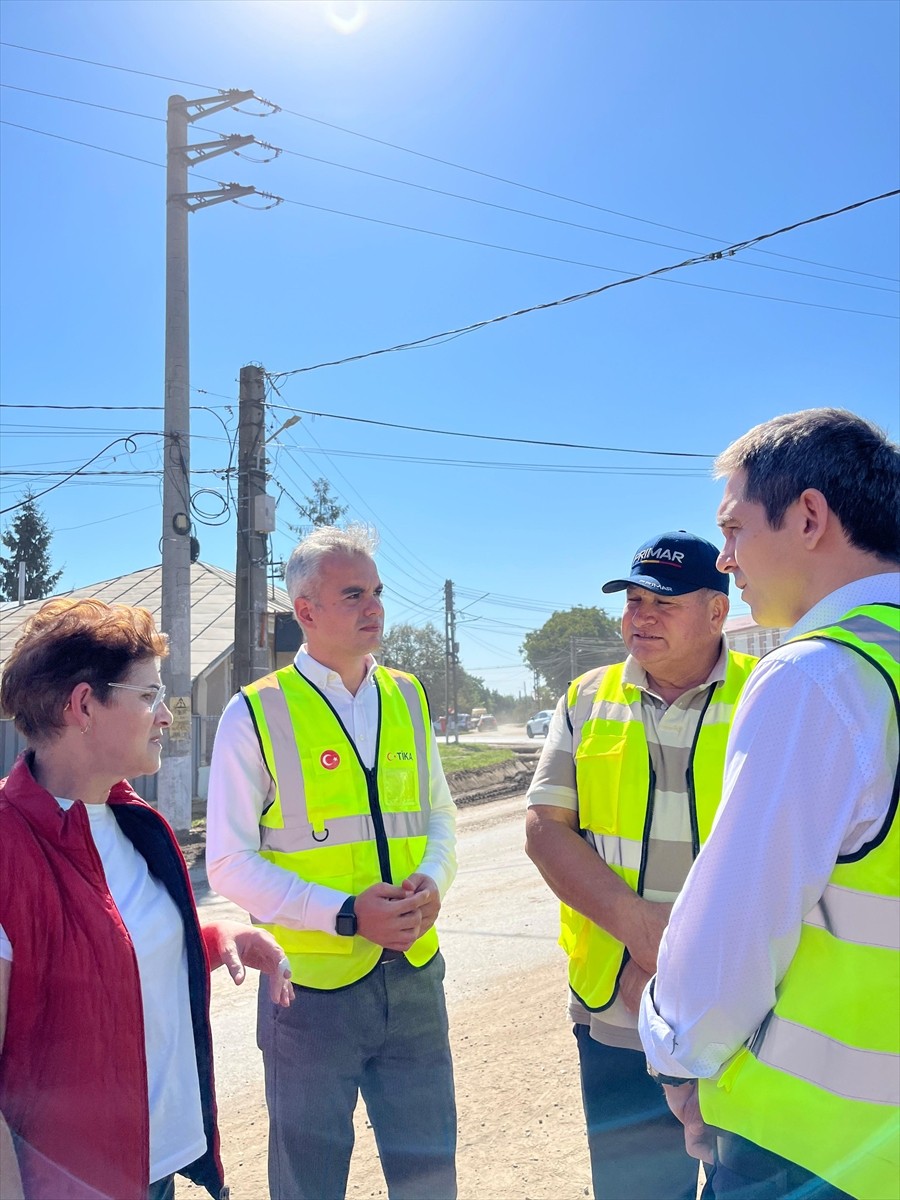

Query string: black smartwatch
335 895 357 937
648 1065 696 1087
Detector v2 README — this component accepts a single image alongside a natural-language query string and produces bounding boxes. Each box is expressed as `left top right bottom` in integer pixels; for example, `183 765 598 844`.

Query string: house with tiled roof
0 561 297 801
725 613 786 657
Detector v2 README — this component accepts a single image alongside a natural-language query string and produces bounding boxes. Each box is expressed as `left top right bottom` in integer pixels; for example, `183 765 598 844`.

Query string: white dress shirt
639 572 900 1078
206 647 458 935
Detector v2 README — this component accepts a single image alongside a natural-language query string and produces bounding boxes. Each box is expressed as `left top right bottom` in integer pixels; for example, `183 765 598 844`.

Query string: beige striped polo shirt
526 641 728 1050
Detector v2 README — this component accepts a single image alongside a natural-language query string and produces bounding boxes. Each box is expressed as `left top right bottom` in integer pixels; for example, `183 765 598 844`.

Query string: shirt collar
622 636 729 694
294 644 379 692
787 572 900 640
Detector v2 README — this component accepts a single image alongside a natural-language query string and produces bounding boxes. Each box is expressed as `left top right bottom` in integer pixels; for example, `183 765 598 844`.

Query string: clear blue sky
1 0 898 697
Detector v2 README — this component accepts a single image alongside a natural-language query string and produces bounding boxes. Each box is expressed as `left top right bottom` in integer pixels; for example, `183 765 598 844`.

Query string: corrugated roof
0 562 293 680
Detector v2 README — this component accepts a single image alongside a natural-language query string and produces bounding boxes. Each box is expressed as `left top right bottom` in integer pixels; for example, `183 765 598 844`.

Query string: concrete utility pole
233 364 274 692
160 88 270 832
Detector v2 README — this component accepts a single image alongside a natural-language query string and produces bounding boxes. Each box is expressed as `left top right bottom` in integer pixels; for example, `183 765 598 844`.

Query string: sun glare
320 0 369 36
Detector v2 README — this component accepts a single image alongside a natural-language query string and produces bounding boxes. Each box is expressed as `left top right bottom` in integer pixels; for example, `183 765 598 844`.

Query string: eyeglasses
107 682 168 714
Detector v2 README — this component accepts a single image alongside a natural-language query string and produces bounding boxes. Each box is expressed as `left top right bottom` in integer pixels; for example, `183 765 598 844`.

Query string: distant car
526 710 553 738
475 713 497 732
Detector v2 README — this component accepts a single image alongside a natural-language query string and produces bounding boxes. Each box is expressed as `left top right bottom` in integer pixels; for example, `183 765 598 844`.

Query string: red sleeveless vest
0 754 224 1199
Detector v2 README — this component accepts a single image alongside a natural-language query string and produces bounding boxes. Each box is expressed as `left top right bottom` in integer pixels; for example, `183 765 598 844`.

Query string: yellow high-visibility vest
242 664 439 989
560 649 757 1010
699 603 900 1200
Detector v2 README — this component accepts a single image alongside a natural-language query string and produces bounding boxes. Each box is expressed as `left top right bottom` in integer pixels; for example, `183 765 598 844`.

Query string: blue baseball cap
602 531 730 597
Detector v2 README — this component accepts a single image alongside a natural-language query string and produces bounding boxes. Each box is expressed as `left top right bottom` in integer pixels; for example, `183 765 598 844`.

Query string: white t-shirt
0 799 206 1183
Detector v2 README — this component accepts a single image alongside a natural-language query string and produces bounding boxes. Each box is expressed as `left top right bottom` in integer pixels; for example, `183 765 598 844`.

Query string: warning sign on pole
169 696 192 741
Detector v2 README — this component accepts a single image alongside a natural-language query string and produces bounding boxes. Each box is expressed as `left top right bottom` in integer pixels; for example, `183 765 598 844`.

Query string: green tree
380 622 495 717
0 491 64 601
381 623 447 703
521 606 622 698
289 478 348 534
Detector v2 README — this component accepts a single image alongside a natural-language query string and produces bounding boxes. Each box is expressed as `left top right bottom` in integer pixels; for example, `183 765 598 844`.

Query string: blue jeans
702 1135 854 1200
575 1024 699 1200
258 951 457 1200
146 1175 175 1200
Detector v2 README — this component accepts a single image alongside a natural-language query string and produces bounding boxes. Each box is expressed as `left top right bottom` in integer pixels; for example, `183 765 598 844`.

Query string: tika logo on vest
386 751 414 762
320 750 341 770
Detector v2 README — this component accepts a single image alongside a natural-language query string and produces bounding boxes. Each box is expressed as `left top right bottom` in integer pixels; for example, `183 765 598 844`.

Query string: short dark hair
0 598 168 741
715 408 900 563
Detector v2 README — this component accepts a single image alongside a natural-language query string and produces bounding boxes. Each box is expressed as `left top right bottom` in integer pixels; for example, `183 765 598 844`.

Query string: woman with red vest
0 598 293 1200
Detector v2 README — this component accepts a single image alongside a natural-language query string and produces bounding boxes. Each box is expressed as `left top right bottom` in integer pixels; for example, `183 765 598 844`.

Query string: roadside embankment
445 747 538 807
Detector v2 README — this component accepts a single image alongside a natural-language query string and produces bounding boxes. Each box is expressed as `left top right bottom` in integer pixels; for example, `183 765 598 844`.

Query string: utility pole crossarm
180 134 255 164
176 184 257 212
180 90 256 122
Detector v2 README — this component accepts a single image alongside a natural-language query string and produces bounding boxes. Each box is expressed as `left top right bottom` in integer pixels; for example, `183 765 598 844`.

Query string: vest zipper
685 683 717 859
368 680 394 882
635 759 656 896
365 765 393 883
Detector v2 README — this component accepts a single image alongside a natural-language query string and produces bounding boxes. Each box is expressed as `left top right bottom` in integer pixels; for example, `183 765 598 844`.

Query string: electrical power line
0 433 162 514
281 445 708 476
268 188 900 383
1 40 896 284
6 80 896 298
11 81 897 298
4 119 897 324
275 409 714 457
270 191 900 316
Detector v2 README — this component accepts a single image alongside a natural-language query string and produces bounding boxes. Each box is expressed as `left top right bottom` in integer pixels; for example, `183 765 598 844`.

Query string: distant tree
380 622 498 717
0 491 64 602
289 478 348 534
521 606 622 698
381 623 447 705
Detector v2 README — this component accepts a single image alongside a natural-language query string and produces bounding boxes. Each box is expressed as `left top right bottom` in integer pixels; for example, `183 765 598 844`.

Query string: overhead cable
1 40 893 283
268 188 900 384
0 433 157 514
9 82 894 294
4 119 896 322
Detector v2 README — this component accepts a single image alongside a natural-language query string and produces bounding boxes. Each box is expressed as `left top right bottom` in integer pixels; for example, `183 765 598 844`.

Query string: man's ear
710 593 729 633
293 595 315 630
796 488 830 550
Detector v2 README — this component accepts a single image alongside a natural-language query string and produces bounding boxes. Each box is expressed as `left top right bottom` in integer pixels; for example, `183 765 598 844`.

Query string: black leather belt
379 948 404 963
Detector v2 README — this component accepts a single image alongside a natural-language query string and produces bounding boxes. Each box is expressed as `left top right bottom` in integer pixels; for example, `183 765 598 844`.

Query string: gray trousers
257 951 457 1200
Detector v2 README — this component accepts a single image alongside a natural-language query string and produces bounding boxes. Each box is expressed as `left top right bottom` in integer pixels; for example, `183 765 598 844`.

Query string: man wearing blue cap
526 531 757 1200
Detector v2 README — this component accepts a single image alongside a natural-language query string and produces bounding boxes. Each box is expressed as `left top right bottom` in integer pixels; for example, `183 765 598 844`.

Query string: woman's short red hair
0 598 168 741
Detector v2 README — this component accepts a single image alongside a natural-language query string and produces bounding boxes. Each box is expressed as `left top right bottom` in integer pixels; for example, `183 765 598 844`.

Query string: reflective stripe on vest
700 603 900 1200
242 664 439 989
559 649 757 1011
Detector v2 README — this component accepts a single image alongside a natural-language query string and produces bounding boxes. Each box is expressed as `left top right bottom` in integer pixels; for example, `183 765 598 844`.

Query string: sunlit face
296 552 385 665
621 586 725 685
94 659 172 780
716 469 806 628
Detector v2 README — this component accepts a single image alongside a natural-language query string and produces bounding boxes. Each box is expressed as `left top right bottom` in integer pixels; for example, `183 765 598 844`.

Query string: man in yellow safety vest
640 408 899 1200
206 524 458 1200
526 530 756 1200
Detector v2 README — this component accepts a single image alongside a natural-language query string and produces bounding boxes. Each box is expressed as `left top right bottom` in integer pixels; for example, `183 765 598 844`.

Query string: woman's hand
202 921 293 1007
